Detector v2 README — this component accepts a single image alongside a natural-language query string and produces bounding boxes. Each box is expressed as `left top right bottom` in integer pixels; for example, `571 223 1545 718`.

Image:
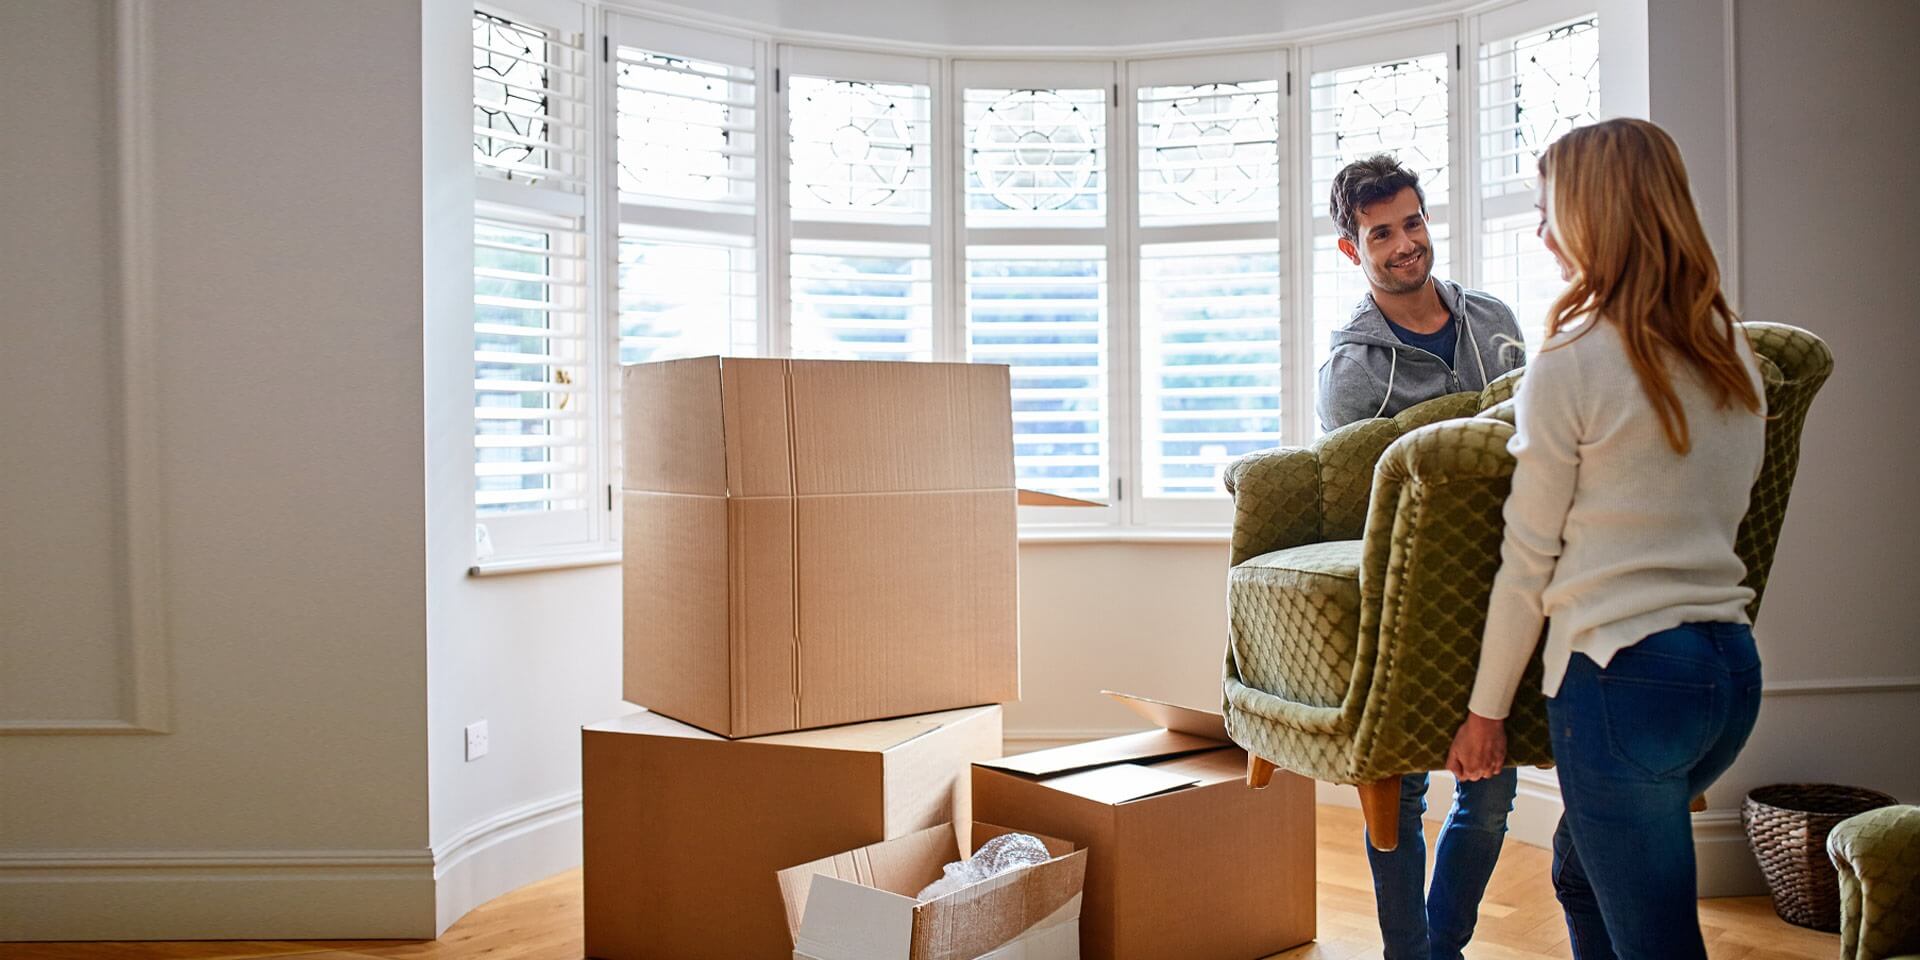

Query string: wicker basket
1742 783 1898 931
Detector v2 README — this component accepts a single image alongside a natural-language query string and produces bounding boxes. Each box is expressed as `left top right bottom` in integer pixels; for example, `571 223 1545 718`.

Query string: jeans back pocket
1597 675 1718 781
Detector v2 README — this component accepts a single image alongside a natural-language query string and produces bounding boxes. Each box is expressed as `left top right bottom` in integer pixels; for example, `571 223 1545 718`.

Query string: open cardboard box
972 692 1315 960
583 705 1003 960
778 822 1088 960
622 356 1098 740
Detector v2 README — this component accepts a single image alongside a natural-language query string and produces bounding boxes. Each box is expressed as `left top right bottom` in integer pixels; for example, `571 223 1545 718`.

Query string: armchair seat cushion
1230 540 1363 709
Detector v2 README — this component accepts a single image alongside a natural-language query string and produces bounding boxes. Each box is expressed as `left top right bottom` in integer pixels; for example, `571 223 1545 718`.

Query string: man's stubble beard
1366 245 1432 295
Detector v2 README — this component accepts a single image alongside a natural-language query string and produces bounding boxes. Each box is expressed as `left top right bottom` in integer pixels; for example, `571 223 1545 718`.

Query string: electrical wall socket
465 720 489 762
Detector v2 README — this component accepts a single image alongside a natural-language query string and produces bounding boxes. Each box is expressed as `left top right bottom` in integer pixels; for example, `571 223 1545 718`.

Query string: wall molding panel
3 0 172 736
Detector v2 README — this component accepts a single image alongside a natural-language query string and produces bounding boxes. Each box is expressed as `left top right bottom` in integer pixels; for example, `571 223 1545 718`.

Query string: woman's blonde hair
1539 118 1761 454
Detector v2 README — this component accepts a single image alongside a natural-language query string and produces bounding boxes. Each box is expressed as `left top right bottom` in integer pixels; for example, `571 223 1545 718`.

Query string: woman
1444 117 1768 960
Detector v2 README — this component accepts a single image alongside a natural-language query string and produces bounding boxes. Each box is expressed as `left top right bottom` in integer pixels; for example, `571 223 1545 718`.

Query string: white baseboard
0 792 586 941
0 848 435 940
431 791 582 936
1007 730 1766 897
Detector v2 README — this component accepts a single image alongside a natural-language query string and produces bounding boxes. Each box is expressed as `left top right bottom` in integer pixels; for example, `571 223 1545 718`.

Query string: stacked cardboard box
586 357 1031 960
973 693 1316 960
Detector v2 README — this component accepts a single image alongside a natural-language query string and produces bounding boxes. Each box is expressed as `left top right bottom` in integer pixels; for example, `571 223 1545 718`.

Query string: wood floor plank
2 806 1841 960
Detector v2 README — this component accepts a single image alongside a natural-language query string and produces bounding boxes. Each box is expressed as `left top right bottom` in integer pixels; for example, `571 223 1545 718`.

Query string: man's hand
1446 712 1506 782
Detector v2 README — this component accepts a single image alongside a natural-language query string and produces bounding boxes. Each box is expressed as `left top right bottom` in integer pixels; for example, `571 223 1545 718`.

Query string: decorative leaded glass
788 77 931 217
1310 54 1451 206
473 13 552 180
965 88 1107 221
1479 15 1600 350
1138 81 1281 223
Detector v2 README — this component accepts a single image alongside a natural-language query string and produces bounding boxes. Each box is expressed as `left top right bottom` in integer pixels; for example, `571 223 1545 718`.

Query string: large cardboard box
971 694 1315 960
777 822 1087 960
583 705 1002 960
621 357 1021 738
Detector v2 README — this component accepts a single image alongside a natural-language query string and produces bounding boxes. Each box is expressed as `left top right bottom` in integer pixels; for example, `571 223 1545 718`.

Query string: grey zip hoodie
1316 278 1529 432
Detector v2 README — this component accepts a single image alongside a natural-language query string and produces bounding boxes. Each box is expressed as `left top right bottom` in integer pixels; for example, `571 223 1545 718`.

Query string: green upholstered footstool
1828 804 1920 960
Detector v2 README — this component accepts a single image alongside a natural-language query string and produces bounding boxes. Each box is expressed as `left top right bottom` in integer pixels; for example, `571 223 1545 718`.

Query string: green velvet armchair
1829 805 1920 960
1221 322 1833 848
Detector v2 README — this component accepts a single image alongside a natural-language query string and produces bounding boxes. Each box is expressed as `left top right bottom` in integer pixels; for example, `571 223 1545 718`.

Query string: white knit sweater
1467 318 1768 720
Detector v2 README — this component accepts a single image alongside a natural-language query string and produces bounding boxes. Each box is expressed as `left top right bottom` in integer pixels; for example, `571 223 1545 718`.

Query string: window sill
1018 527 1230 545
465 529 1229 576
468 549 622 577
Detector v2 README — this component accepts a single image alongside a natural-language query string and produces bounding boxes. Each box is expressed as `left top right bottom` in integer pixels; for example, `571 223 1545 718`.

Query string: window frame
469 0 1617 564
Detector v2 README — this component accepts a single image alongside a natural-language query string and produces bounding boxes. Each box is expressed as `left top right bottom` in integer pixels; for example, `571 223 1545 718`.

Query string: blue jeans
1547 622 1763 960
1366 767 1518 960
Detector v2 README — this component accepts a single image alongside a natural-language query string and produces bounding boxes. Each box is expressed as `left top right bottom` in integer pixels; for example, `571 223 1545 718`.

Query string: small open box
971 692 1314 960
778 821 1088 960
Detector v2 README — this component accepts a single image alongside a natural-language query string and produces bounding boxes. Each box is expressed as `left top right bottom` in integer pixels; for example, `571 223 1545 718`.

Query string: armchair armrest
1223 391 1485 567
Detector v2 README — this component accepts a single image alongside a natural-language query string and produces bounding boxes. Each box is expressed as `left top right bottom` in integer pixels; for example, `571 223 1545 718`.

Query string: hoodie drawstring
1464 316 1490 390
1374 350 1399 419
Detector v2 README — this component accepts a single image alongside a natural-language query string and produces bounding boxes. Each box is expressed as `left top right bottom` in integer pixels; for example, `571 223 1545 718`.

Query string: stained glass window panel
965 88 1107 226
789 77 932 222
1138 81 1281 227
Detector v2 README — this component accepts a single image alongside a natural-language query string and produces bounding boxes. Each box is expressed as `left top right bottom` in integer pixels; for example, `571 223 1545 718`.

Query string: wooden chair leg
1357 776 1402 852
1247 753 1278 789
1690 793 1709 813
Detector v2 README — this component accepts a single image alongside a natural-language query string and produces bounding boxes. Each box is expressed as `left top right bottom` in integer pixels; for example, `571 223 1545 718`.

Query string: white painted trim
468 548 622 576
431 792 584 935
1761 676 1920 697
1018 528 1230 545
604 0 1597 59
8 0 175 737
0 847 435 940
1693 809 1767 898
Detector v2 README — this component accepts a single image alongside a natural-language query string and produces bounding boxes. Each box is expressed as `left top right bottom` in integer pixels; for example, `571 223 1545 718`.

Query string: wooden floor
4 806 1838 960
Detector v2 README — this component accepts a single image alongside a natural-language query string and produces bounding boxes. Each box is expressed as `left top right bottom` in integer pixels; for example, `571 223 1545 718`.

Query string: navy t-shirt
1386 315 1458 369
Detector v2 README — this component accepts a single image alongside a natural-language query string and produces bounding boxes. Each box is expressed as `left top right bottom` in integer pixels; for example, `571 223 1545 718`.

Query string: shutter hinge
775 67 782 93
1115 476 1124 501
1456 44 1463 68
1286 71 1293 96
1111 83 1119 107
602 35 609 63
607 484 614 511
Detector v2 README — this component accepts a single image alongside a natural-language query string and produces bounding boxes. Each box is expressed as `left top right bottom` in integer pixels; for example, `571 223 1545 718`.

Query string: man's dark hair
1329 154 1426 243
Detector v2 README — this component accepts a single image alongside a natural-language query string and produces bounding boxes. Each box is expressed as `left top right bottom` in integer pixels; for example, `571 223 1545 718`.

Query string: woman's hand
1447 712 1507 781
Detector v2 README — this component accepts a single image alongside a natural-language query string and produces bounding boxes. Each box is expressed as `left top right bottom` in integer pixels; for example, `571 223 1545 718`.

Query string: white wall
0 0 435 939
9 0 1915 940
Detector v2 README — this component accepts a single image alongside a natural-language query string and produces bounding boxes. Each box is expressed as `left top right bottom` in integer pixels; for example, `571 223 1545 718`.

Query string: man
1318 154 1526 960
1318 154 1528 431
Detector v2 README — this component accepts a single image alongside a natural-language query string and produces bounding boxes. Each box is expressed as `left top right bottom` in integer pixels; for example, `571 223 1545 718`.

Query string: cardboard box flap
778 824 955 940
621 357 727 496
1038 763 1204 805
753 709 976 754
911 848 1087 960
976 729 1222 777
1015 489 1104 508
792 877 917 960
1103 690 1230 743
787 360 1014 495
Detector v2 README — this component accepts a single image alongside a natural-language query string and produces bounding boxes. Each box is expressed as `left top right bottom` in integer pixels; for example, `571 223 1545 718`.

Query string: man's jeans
1366 767 1518 960
1547 622 1762 960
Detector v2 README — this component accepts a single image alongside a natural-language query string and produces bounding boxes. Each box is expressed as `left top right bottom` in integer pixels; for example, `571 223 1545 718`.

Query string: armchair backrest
1474 321 1833 618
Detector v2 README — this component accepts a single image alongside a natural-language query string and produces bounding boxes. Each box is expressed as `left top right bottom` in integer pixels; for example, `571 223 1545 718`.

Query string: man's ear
1336 235 1361 265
